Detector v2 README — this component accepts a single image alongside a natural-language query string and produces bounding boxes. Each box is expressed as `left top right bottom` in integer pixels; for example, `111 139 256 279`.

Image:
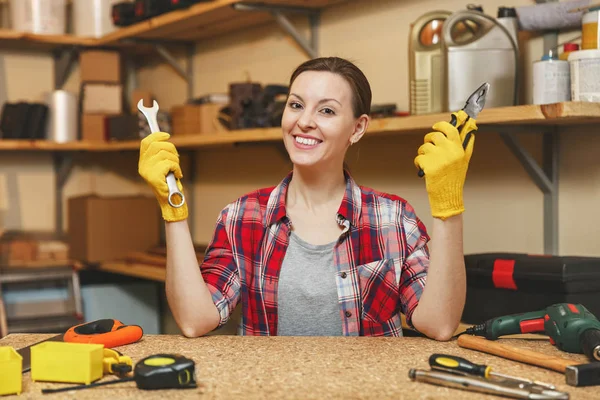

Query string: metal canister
532 54 570 105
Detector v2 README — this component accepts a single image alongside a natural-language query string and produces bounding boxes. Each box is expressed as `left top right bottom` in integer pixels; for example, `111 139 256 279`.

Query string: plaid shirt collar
266 169 363 229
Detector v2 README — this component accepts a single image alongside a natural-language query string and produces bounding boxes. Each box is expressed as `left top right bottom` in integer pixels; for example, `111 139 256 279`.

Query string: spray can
532 52 570 105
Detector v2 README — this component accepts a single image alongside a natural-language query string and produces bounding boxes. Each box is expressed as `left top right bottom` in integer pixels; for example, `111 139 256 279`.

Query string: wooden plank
95 261 166 282
2 102 600 152
97 0 349 45
0 260 75 269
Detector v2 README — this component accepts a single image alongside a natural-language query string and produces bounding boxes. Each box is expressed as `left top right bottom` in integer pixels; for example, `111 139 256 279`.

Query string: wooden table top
0 334 597 399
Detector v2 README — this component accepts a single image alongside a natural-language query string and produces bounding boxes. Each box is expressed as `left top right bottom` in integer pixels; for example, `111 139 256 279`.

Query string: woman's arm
165 219 220 338
409 214 465 340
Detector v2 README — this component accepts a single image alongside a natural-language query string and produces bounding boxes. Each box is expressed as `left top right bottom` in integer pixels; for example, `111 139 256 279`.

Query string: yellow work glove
138 131 188 222
414 121 475 220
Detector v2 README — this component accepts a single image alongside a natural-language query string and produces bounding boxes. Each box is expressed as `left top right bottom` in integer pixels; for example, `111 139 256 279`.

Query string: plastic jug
408 10 452 115
441 8 518 111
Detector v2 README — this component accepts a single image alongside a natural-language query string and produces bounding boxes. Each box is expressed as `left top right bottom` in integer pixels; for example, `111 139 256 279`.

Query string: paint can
532 54 570 105
582 7 600 50
568 49 600 102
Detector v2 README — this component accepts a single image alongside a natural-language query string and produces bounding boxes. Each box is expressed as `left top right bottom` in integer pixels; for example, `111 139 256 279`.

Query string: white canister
46 90 78 143
568 49 600 102
72 0 120 38
532 56 570 105
9 0 66 35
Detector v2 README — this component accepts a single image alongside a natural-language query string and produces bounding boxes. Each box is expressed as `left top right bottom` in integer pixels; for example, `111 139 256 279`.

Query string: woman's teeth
295 136 319 146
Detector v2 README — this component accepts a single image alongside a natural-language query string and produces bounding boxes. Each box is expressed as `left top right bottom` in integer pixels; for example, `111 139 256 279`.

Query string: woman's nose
297 112 316 130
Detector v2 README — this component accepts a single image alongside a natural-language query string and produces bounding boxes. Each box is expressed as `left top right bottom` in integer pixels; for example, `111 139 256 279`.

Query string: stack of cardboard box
79 50 123 142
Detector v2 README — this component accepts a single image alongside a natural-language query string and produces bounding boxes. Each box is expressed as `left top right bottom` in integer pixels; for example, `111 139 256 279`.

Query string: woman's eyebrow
289 93 342 106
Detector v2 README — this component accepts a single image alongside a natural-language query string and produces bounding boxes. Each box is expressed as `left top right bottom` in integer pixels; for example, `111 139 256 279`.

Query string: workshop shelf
1 101 599 152
97 0 349 46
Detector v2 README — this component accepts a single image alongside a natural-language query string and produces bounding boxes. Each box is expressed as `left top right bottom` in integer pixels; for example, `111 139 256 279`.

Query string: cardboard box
82 83 123 114
170 103 224 135
81 114 109 142
131 90 154 114
80 50 121 83
67 195 160 263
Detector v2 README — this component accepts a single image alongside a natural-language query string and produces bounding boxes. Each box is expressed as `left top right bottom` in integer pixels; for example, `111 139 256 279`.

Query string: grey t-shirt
277 232 343 336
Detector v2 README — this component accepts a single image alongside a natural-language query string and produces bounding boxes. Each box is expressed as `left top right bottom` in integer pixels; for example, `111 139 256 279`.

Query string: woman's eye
321 107 335 115
288 102 302 109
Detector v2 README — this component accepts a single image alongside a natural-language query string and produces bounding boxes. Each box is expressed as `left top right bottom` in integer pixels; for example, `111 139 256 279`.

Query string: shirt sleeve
397 201 430 328
200 206 241 329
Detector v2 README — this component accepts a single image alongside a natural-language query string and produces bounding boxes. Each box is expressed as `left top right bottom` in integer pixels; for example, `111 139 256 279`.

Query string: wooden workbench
1 334 597 399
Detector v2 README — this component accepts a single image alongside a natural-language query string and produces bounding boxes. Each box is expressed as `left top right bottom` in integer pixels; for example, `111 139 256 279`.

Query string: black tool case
462 253 600 324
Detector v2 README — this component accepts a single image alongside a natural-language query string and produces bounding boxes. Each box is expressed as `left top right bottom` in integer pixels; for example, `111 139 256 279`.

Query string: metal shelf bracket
497 127 559 255
232 2 320 58
53 46 79 90
54 153 74 236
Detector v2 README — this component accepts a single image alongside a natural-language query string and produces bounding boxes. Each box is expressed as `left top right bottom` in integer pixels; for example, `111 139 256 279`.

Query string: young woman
138 57 474 340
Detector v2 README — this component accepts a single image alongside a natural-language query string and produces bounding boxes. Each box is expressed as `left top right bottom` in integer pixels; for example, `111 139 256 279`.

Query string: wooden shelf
92 261 166 282
97 0 349 46
2 101 600 152
0 29 95 51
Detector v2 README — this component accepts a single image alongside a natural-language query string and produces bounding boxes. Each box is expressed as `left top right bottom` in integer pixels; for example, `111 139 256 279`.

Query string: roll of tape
46 90 77 143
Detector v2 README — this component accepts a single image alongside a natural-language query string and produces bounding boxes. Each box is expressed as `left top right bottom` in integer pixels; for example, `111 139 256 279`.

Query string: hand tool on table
461 303 600 362
17 319 142 372
42 353 197 394
429 353 557 390
103 348 133 377
409 368 569 399
137 99 185 209
458 334 600 387
418 81 490 177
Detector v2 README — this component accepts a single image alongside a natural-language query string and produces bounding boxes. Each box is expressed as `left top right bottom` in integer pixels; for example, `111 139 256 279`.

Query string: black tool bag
462 253 600 324
0 102 48 139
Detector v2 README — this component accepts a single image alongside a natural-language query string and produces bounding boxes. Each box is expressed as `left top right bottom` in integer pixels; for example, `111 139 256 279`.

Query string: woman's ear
349 114 370 145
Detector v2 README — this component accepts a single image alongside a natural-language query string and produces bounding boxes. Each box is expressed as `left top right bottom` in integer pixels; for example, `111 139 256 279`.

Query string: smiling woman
138 56 475 341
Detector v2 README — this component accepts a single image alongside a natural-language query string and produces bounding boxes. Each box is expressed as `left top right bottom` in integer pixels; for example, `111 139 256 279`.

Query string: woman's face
281 70 367 170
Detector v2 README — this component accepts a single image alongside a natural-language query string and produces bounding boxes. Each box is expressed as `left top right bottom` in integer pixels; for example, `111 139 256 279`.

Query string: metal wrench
137 99 185 208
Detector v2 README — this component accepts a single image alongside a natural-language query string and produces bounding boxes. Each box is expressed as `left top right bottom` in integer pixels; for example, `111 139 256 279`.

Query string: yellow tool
0 346 22 396
103 348 133 377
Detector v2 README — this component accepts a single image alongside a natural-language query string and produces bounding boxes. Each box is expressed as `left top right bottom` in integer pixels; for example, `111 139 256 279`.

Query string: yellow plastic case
0 346 22 395
31 341 104 385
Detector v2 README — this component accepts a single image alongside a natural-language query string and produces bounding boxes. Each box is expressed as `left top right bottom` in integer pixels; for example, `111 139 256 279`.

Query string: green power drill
464 303 600 362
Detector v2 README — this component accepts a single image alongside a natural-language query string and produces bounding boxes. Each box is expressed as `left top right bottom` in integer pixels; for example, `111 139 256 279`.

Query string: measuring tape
135 354 197 389
42 353 197 394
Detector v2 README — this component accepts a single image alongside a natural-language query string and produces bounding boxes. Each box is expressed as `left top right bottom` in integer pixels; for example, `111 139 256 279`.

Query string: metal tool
457 335 600 387
418 81 490 177
429 353 557 390
137 99 185 208
463 303 600 361
409 368 569 399
42 353 197 394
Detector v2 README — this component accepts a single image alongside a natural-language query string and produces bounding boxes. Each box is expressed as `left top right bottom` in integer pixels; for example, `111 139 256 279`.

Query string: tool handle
457 335 581 373
429 353 489 377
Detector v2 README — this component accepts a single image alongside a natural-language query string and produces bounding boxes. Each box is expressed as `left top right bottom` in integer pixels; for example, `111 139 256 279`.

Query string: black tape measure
135 354 197 390
42 353 196 394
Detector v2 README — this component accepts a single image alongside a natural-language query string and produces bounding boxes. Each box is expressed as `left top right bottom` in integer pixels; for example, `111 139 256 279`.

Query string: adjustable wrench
137 99 185 208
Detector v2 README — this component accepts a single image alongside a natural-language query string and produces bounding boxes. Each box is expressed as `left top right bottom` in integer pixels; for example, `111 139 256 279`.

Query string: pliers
418 82 490 177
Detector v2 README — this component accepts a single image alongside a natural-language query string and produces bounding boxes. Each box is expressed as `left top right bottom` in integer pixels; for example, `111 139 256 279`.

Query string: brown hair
288 57 372 118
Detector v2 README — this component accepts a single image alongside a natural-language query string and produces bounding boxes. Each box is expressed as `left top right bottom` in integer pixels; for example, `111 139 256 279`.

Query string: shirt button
345 311 352 318
341 272 347 279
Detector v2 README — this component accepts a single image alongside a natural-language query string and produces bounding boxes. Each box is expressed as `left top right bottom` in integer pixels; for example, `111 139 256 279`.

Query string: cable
41 377 134 395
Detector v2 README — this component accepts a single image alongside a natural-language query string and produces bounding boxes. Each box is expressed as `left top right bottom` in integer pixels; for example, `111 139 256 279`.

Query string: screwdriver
428 354 557 390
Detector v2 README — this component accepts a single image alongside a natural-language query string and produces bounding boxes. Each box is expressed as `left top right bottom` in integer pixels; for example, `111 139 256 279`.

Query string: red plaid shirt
200 171 430 336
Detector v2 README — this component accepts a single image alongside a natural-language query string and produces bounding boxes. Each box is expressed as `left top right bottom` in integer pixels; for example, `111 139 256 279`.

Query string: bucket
72 0 120 38
9 0 66 35
568 49 600 102
532 55 570 105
